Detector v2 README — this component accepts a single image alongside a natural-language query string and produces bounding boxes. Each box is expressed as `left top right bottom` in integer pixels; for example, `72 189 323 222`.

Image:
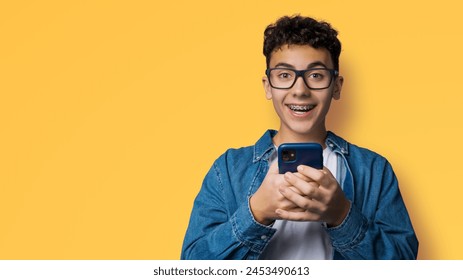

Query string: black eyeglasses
265 68 338 90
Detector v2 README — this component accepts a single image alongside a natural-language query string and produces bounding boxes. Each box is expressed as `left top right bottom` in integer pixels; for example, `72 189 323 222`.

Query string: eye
309 73 323 79
277 71 293 79
306 70 326 81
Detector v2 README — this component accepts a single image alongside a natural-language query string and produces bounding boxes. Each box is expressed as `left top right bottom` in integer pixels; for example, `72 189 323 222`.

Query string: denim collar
326 131 350 156
253 130 277 163
253 130 349 163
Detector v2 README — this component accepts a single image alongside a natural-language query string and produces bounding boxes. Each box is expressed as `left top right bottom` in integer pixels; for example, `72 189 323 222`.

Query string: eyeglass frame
265 67 339 90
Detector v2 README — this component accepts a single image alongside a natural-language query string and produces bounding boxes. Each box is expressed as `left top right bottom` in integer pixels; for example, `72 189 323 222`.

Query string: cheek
267 88 285 102
272 98 283 111
271 96 287 116
317 95 334 111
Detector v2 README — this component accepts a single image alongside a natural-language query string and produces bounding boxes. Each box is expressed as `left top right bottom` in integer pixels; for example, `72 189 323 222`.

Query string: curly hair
263 15 341 71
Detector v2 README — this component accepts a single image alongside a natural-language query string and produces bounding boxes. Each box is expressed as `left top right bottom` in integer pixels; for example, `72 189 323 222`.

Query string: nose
292 76 311 97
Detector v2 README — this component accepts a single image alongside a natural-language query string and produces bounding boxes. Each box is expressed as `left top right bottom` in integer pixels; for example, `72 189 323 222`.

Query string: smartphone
278 143 323 174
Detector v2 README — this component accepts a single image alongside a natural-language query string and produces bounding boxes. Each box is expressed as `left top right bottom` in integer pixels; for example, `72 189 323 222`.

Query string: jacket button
260 235 267 240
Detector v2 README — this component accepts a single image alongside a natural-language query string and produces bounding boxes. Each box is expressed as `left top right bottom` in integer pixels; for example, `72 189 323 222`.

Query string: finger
297 165 333 188
288 186 304 196
293 171 314 182
279 203 307 212
275 208 321 222
296 165 325 181
279 185 324 213
284 172 323 201
321 166 334 177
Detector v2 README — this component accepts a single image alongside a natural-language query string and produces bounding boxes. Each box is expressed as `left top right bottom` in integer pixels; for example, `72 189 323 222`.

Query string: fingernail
297 165 304 172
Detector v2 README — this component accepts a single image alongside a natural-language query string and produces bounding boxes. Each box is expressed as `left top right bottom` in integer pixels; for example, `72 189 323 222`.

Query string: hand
249 161 305 225
276 165 351 227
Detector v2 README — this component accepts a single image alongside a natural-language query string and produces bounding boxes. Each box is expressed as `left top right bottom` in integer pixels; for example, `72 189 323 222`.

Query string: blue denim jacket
181 130 418 259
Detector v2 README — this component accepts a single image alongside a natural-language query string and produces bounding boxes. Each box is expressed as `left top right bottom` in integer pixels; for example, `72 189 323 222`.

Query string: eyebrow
273 61 329 69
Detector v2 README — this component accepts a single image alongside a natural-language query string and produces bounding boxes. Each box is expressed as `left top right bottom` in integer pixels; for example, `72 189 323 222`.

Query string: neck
273 127 328 148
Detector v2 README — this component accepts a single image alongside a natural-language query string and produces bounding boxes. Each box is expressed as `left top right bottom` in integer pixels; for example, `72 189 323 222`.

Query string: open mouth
287 104 315 114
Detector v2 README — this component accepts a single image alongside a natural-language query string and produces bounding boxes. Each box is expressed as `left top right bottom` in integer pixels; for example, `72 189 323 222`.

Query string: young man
181 15 418 260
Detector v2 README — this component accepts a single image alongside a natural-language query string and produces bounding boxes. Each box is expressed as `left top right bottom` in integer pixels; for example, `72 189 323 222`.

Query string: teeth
289 104 314 112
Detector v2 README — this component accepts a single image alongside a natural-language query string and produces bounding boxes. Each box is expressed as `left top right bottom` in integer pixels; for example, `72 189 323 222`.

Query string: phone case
278 143 323 173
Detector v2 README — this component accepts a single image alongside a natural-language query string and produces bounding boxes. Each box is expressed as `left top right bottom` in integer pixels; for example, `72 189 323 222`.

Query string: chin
288 119 326 135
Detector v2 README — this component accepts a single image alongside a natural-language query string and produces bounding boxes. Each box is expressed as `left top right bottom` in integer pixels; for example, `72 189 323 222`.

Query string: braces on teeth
289 105 313 111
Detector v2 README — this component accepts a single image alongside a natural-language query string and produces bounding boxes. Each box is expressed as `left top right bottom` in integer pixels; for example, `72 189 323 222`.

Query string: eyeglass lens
269 68 333 89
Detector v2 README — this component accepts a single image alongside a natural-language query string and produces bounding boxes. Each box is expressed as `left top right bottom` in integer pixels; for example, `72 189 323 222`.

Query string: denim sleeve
326 160 419 259
181 160 276 260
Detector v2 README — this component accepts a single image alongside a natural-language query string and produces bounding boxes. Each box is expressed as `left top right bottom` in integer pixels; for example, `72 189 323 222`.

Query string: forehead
269 44 333 69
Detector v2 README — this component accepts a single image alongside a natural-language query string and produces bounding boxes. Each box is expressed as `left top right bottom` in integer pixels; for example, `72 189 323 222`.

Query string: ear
332 75 343 100
262 76 273 100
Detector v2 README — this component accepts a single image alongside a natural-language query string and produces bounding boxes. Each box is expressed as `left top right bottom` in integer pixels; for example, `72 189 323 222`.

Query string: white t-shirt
259 147 338 260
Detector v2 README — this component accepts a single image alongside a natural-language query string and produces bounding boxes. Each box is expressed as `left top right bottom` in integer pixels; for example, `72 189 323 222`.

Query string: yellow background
1 0 462 259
